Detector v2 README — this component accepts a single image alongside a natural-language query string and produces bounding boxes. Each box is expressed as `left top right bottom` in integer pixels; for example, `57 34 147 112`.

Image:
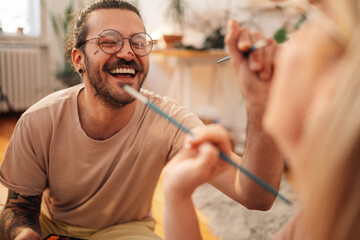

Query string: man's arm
198 20 283 210
203 116 283 211
0 190 42 240
234 108 283 209
190 122 282 210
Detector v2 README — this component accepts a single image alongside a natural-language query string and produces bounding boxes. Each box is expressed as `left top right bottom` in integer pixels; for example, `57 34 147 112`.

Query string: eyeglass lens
98 30 153 56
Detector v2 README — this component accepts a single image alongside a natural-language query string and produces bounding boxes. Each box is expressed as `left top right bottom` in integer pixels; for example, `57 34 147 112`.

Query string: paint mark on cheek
94 50 100 55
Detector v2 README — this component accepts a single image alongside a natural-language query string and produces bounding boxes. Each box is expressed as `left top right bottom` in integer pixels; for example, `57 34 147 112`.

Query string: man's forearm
241 108 284 210
0 190 42 239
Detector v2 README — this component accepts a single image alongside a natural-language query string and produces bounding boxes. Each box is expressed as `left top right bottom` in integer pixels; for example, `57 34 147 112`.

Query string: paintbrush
217 39 267 63
123 85 292 205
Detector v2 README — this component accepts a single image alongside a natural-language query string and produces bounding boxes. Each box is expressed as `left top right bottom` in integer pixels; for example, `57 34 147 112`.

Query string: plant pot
163 34 183 48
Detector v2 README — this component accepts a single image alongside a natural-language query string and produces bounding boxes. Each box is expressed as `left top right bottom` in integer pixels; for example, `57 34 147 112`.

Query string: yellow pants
40 213 162 240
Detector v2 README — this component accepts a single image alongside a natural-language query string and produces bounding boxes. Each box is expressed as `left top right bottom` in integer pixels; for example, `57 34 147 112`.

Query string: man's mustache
104 58 144 73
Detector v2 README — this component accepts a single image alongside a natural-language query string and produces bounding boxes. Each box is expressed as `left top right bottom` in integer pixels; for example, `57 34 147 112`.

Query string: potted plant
49 0 81 87
163 0 187 47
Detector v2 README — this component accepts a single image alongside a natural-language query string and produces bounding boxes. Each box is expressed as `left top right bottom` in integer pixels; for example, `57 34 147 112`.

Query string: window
0 0 42 37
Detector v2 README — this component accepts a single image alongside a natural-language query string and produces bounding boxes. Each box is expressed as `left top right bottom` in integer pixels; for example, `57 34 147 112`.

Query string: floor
0 114 219 239
0 114 18 206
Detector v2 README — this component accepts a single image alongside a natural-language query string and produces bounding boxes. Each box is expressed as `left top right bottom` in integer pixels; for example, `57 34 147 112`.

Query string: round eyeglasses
80 29 154 57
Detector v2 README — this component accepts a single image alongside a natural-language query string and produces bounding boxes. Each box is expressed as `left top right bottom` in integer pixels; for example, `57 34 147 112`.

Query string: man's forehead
86 9 145 35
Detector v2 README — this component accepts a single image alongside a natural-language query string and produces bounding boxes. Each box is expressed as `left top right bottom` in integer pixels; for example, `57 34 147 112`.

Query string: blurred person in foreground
163 0 360 239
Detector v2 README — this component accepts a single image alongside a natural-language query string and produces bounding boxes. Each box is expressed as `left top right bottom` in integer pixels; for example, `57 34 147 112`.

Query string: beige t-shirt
0 84 203 229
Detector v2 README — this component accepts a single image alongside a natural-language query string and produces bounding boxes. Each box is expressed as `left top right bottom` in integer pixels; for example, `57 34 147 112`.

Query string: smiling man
71 7 151 140
0 1 283 240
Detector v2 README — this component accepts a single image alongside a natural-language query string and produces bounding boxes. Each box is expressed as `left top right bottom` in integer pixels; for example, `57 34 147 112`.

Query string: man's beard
84 57 148 109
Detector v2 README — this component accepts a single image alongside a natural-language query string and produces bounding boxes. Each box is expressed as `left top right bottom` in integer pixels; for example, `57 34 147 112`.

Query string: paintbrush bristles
217 39 268 64
123 85 148 104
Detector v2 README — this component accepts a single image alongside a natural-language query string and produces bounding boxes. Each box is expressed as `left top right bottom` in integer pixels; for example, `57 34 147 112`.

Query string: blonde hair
297 0 360 239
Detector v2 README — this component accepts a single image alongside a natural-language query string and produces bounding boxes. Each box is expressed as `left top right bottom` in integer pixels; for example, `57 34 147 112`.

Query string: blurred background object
48 0 82 87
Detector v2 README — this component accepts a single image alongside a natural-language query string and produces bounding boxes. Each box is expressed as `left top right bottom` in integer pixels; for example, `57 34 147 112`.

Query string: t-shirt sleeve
161 99 205 161
0 115 47 196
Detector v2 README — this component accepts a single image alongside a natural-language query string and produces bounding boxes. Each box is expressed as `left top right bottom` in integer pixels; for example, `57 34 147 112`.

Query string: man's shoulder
140 88 180 109
139 88 203 126
24 84 82 116
19 84 82 126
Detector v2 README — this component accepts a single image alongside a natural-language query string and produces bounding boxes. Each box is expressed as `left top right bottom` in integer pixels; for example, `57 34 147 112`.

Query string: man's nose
115 38 135 60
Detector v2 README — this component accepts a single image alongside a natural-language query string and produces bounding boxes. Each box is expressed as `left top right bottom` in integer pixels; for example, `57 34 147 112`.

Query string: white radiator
0 45 52 112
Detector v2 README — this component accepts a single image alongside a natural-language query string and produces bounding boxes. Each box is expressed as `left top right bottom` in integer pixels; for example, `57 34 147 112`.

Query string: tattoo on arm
0 190 42 240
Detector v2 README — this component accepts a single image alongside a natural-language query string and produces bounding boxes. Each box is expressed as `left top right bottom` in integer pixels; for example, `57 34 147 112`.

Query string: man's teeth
109 68 136 75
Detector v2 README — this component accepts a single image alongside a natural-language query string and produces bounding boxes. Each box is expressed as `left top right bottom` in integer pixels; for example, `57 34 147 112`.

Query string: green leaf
48 0 81 86
274 27 287 44
49 13 60 37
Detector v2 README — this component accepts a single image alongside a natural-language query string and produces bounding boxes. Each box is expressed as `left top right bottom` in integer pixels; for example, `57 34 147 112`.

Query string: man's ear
72 48 84 72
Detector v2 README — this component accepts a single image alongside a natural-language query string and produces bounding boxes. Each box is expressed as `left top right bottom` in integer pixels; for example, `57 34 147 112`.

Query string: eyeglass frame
78 29 154 57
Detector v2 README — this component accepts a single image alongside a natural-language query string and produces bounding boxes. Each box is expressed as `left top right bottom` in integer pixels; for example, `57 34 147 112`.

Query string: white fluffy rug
192 176 300 240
